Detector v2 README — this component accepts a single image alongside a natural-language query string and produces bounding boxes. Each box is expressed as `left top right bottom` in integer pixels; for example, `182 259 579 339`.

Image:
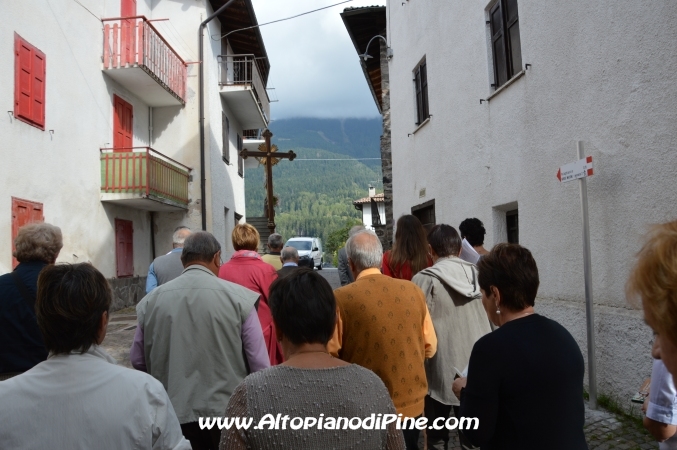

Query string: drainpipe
198 0 236 231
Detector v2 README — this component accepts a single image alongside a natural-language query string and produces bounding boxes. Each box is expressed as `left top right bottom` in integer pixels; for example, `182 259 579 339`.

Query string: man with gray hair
328 230 437 450
131 231 270 450
277 246 299 278
338 224 365 286
0 222 62 379
145 226 192 293
261 233 284 270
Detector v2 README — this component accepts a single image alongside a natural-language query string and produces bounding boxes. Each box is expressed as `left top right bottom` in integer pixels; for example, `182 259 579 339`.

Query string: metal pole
198 0 236 231
578 140 597 409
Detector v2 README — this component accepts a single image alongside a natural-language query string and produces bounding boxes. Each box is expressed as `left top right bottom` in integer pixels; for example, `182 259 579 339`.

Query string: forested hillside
244 118 383 250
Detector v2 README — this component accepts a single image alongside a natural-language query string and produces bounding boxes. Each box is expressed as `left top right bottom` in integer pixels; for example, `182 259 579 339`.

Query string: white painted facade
0 0 268 297
387 0 677 400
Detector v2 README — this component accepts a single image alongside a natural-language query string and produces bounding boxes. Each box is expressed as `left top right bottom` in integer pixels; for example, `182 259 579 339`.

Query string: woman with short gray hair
0 222 63 379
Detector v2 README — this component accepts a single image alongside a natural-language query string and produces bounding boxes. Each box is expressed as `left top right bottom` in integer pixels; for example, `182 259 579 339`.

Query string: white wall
1 0 252 276
387 0 677 400
0 0 153 277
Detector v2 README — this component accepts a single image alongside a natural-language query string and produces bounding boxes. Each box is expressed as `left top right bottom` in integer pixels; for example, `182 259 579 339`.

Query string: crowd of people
1 217 677 449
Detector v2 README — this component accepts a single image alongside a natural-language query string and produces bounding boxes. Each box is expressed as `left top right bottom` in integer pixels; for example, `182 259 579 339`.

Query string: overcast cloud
248 0 386 120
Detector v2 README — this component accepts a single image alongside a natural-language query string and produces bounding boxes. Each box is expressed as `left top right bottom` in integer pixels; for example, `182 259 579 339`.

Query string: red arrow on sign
556 168 562 182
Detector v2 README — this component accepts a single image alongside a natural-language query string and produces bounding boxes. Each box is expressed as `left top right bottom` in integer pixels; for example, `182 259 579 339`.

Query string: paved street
103 298 658 449
317 266 341 289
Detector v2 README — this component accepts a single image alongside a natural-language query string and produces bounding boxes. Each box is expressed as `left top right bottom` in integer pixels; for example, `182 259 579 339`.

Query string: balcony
102 16 186 106
219 55 270 129
241 129 264 169
100 147 191 211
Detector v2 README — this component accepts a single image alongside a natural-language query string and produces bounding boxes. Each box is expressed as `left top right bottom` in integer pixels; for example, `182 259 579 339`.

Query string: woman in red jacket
382 215 432 281
219 224 282 365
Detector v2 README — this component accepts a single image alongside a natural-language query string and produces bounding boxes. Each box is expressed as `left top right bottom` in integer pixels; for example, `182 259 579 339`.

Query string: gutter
198 0 236 231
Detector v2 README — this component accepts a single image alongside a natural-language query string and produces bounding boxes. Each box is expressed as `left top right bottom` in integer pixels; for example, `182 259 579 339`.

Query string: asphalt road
317 267 340 290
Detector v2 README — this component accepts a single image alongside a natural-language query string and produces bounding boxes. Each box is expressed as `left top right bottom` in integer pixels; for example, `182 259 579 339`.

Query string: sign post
557 141 597 409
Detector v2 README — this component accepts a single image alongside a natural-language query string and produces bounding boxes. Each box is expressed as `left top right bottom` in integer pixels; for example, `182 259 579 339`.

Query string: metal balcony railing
218 54 270 122
242 129 262 139
102 16 187 104
100 147 191 207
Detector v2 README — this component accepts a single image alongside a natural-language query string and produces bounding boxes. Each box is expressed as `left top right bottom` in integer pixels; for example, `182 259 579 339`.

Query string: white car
284 237 323 270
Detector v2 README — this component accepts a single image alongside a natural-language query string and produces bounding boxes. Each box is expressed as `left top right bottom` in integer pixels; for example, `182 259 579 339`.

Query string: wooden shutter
237 134 243 177
113 95 133 150
14 34 46 129
489 1 508 87
505 0 522 77
414 66 423 125
420 62 429 122
115 218 134 277
222 113 230 164
11 197 44 268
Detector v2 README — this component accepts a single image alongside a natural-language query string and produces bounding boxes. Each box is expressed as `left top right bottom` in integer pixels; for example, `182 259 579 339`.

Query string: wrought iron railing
100 147 190 206
242 129 262 139
102 16 187 103
218 54 270 122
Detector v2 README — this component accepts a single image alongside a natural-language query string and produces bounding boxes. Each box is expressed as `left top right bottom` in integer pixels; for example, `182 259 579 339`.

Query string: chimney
368 185 376 198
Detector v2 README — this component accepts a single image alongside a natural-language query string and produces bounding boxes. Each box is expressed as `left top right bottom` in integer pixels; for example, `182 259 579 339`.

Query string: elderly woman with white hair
0 222 62 380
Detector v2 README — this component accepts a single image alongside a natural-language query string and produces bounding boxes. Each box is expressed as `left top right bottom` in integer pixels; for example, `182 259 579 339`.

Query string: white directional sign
557 156 594 183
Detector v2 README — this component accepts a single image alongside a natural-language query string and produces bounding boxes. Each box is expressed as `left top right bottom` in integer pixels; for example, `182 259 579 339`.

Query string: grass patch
596 392 645 431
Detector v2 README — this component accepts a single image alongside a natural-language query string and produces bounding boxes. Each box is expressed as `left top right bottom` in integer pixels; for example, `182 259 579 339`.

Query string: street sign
557 156 594 182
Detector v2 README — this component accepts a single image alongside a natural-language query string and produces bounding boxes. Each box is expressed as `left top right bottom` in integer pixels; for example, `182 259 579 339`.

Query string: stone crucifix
239 129 296 235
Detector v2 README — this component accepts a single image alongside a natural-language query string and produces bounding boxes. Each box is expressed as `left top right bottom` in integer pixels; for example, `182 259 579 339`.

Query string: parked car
284 237 323 270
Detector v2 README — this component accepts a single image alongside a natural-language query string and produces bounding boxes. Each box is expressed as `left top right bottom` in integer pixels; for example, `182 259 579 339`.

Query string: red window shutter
115 219 134 277
14 34 46 130
32 48 46 127
113 95 133 150
11 197 44 269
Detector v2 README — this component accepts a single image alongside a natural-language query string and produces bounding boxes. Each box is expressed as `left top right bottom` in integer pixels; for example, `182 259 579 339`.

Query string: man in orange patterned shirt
328 230 437 450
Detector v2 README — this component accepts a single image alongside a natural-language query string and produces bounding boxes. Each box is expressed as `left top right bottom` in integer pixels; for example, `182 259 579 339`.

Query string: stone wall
108 276 147 312
379 31 394 250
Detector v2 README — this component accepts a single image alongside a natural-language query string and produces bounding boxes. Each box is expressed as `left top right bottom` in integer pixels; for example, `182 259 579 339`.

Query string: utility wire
211 0 353 41
293 158 381 161
72 0 100 20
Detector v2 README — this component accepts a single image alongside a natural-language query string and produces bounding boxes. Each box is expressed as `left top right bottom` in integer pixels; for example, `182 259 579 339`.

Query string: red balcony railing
101 147 191 207
102 16 187 103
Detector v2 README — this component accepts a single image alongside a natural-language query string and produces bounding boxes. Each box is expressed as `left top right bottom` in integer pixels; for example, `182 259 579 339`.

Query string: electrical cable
211 0 353 41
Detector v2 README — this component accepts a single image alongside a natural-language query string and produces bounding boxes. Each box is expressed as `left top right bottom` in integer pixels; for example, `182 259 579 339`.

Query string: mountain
269 117 383 167
245 117 383 250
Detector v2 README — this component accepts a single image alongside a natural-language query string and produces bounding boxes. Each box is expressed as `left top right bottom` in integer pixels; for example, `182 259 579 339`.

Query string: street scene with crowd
2 218 677 449
2 0 677 449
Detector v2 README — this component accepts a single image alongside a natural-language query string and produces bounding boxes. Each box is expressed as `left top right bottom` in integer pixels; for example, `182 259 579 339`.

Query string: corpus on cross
239 129 296 235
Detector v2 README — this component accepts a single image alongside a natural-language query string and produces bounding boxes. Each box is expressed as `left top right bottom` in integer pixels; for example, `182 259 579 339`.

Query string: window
411 199 435 231
222 113 230 164
237 134 244 177
489 0 522 88
113 95 133 150
234 212 243 227
11 197 44 268
506 209 519 243
413 60 429 125
115 218 134 277
14 34 46 130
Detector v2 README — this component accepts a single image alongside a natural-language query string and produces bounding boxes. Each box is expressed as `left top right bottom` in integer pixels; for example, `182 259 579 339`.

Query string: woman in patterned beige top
220 268 405 450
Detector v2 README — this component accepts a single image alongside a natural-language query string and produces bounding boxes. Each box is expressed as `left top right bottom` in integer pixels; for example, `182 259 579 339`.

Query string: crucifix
239 129 296 235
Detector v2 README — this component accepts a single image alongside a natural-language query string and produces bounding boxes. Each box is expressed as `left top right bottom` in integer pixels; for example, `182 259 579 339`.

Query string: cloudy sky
248 0 386 120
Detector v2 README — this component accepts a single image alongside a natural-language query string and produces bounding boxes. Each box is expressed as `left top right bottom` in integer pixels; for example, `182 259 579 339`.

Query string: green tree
326 219 363 266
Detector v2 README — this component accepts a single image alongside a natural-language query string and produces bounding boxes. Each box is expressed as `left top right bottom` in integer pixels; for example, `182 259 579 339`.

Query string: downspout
150 212 156 259
198 0 236 231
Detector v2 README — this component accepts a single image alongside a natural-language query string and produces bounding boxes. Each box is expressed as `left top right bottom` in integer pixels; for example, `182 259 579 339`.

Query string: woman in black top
452 243 588 450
